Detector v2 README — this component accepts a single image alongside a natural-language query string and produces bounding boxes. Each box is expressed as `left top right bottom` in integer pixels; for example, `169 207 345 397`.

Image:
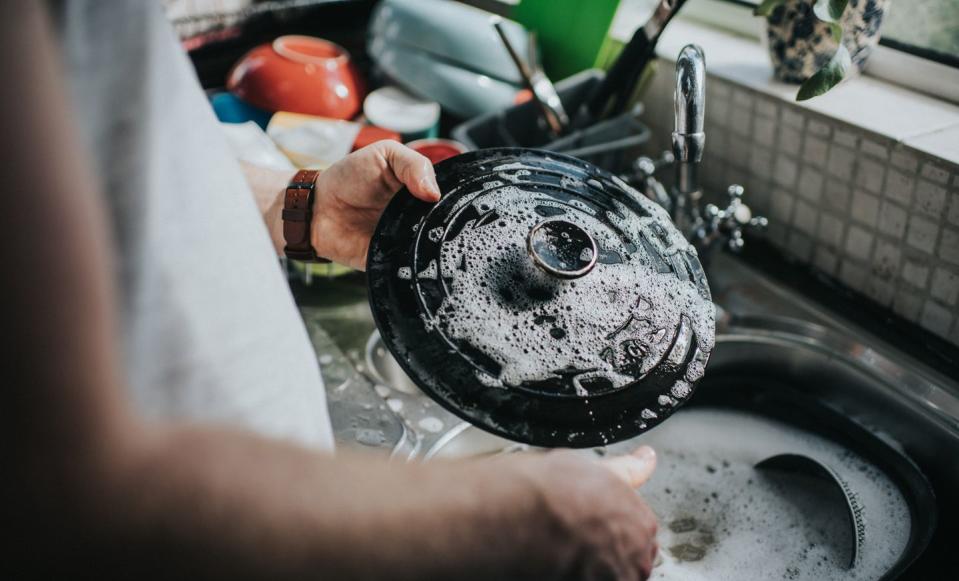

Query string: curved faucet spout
672 44 706 165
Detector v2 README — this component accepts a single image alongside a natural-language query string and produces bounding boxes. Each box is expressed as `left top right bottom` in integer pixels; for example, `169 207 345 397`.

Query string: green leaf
796 43 852 101
754 0 786 17
813 0 849 24
828 21 843 43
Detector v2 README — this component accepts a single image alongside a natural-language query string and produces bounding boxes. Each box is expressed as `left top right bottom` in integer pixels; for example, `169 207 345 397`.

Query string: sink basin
338 252 959 577
364 332 421 395
367 315 954 579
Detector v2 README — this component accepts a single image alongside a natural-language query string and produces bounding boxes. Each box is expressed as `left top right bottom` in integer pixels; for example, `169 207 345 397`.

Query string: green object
796 43 851 101
514 0 621 81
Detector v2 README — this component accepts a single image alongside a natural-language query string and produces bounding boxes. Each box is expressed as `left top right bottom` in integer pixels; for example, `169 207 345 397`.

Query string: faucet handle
705 184 767 252
633 151 675 178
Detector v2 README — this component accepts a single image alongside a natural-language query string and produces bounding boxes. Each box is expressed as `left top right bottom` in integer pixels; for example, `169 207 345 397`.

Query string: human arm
1 3 657 579
243 141 441 270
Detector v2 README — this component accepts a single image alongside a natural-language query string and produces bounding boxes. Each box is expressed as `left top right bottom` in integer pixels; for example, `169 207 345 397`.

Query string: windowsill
614 18 959 166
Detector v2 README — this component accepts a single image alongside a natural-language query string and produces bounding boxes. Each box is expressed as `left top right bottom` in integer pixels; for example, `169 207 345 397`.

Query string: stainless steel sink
363 310 959 461
296 252 959 576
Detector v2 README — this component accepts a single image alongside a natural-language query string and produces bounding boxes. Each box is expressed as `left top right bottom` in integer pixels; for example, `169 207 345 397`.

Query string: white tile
771 188 795 223
797 77 959 143
778 125 802 156
817 212 845 249
797 166 824 202
892 289 923 321
905 125 959 167
839 260 868 289
919 300 954 339
728 134 752 169
750 146 775 180
930 267 959 306
941 228 959 266
878 202 908 239
814 246 839 276
802 136 829 168
773 156 799 188
915 180 948 218
920 162 951 185
872 240 901 280
906 215 939 254
827 146 856 181
890 149 920 172
787 231 814 262
793 200 819 236
860 138 889 160
845 225 874 261
782 108 805 129
754 116 777 147
731 106 752 136
863 276 896 308
823 181 851 215
708 76 733 98
707 129 730 161
732 89 754 109
865 275 896 306
851 189 880 227
756 97 778 119
948 192 959 227
710 98 731 128
808 119 831 137
901 259 930 289
883 168 915 207
855 157 886 194
834 129 859 148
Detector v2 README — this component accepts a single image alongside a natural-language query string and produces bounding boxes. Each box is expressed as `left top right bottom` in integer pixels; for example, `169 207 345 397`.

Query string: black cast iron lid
367 148 715 447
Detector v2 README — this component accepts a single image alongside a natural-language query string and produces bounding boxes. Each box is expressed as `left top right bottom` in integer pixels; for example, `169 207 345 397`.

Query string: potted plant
756 0 889 100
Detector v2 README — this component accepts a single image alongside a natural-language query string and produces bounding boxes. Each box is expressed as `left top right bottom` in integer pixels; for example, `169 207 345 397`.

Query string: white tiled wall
640 60 959 347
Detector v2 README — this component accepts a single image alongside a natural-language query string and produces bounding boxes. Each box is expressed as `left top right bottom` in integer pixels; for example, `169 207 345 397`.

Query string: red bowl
227 36 366 120
407 139 470 165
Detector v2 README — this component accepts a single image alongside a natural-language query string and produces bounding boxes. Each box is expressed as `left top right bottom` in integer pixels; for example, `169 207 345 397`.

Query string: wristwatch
282 169 329 263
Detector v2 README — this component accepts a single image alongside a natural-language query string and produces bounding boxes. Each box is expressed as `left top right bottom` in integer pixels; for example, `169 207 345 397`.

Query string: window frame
678 0 959 104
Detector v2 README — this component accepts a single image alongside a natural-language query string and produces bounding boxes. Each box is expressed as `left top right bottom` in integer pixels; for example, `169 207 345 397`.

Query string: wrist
474 457 574 579
281 169 327 263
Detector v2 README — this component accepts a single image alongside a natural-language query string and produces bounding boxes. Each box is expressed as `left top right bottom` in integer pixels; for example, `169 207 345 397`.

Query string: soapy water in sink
609 408 911 581
433 407 910 581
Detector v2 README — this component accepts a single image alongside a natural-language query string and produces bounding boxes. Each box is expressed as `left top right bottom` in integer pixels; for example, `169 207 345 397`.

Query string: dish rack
451 69 650 174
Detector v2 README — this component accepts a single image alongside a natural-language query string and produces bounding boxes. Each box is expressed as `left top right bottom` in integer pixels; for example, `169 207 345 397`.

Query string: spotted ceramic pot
766 0 888 83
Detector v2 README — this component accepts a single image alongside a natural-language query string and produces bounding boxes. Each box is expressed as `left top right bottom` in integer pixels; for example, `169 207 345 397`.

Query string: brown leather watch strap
282 169 329 263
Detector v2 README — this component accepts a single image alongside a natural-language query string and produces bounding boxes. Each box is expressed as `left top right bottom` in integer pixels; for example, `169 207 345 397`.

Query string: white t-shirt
52 1 334 449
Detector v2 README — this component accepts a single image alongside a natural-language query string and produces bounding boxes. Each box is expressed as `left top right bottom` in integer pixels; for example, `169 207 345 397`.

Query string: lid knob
527 220 598 279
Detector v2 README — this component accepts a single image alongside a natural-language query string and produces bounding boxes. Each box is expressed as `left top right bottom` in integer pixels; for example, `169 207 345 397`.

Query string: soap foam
423 184 713 405
606 408 912 581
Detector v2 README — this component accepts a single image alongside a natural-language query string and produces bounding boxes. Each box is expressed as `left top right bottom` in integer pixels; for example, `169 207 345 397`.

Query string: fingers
600 446 656 488
376 141 441 202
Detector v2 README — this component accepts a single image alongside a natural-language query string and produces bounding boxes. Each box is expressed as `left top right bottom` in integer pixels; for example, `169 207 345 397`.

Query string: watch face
368 148 715 447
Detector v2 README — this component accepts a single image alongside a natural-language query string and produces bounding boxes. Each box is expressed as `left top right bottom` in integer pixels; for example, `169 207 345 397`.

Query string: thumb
378 141 441 202
600 446 657 488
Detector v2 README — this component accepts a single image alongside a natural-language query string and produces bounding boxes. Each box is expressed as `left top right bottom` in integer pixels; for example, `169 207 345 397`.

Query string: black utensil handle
582 0 691 123
584 26 651 120
609 44 658 116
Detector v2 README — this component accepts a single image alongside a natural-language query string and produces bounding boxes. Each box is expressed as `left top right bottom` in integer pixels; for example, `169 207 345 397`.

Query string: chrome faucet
672 44 706 208
625 44 766 264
